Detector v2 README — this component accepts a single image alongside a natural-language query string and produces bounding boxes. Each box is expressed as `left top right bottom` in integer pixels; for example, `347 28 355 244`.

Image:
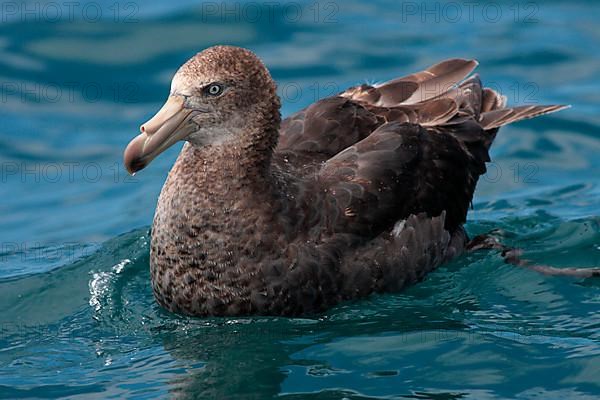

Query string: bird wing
276 58 567 234
317 121 484 235
276 58 479 158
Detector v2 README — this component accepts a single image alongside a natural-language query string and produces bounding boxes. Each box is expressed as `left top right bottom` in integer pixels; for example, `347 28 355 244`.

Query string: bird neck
181 117 280 192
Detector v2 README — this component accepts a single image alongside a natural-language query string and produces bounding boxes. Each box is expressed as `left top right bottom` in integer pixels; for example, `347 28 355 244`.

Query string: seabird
124 45 576 316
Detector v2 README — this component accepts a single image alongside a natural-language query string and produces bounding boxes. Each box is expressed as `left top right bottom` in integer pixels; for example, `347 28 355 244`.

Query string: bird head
124 45 279 174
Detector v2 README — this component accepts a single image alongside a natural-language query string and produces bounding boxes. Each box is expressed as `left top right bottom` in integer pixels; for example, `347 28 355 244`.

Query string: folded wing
276 58 567 235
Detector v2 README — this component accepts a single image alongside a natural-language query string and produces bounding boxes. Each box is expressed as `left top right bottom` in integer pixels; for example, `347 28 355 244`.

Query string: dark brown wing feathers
278 97 379 158
276 58 566 235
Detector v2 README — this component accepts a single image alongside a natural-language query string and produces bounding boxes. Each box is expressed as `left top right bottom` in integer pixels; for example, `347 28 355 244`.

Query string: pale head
124 46 280 174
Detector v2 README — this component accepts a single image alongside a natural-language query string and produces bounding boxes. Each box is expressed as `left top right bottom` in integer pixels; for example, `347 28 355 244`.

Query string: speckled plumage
139 46 566 316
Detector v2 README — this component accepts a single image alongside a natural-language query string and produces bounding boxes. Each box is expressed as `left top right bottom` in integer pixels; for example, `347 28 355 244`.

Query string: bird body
124 46 567 316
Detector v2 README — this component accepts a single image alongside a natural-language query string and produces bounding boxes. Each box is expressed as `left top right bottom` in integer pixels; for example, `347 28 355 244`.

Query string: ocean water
1 0 600 398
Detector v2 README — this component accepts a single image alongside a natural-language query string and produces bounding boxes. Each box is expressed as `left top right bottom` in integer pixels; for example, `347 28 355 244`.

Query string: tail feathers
479 104 569 130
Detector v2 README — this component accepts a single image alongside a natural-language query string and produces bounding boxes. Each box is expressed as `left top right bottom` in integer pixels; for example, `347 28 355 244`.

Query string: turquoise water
1 0 600 398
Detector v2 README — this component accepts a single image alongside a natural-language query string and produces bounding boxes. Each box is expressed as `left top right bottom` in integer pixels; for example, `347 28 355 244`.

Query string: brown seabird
123 45 574 316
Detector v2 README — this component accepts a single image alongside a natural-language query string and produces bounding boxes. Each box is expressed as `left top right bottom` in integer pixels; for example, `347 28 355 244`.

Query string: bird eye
205 83 224 97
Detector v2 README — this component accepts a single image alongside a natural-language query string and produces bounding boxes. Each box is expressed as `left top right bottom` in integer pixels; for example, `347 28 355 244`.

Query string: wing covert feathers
276 58 568 233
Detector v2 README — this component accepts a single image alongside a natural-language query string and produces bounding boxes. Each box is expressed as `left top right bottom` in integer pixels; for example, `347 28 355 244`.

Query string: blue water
1 0 600 398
